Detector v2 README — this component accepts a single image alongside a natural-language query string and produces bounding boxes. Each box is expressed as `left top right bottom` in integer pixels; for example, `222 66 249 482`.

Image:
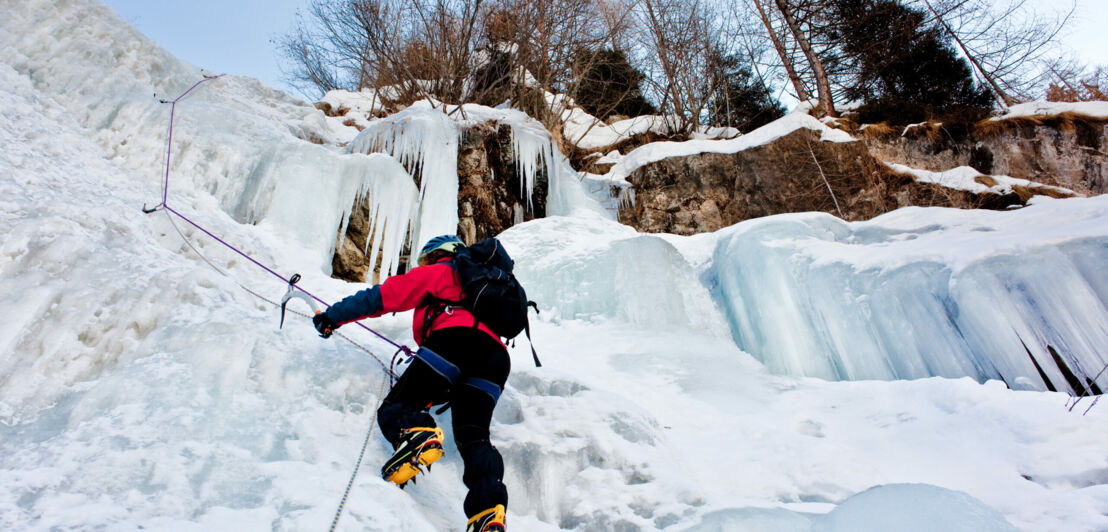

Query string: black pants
378 326 511 517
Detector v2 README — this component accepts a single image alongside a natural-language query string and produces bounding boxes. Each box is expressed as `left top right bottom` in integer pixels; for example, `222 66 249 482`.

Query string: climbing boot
466 504 506 532
381 426 445 487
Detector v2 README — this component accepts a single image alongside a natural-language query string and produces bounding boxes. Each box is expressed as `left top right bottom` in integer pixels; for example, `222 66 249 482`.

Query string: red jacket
326 258 504 347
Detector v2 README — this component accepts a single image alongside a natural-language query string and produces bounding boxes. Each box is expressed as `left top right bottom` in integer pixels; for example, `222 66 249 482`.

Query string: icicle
348 104 460 268
508 121 559 213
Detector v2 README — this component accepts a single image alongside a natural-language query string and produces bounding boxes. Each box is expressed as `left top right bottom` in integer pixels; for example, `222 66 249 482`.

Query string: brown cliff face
457 122 548 245
863 115 1108 195
331 121 548 282
617 129 890 234
616 123 1081 235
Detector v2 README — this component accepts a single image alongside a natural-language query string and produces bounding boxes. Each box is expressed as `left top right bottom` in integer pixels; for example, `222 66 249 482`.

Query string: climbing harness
142 75 418 530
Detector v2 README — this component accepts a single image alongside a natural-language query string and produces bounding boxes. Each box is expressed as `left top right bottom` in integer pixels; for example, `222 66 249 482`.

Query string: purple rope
150 76 412 355
162 204 409 351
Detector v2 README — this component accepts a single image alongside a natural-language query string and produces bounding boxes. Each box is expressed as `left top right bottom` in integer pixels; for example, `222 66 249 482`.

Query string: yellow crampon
382 427 445 487
466 504 506 532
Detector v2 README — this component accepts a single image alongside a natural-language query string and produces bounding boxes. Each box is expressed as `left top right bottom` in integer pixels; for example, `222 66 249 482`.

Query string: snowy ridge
885 162 1077 197
993 100 1108 120
606 112 856 185
550 92 739 152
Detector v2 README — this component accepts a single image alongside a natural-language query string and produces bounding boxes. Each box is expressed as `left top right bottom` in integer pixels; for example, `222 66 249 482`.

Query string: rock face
457 122 548 245
331 195 402 285
618 128 889 234
617 122 1083 235
332 121 548 283
864 116 1108 194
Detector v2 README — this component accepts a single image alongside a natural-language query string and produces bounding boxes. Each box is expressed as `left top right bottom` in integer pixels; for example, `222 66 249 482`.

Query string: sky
101 0 1107 103
101 0 310 98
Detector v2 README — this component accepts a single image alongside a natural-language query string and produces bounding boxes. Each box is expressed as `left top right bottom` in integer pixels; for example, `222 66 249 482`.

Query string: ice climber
313 234 509 532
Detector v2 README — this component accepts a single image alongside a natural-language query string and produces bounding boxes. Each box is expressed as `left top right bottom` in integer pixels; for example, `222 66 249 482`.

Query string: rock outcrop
863 115 1108 195
618 128 894 234
617 120 1082 235
457 122 548 245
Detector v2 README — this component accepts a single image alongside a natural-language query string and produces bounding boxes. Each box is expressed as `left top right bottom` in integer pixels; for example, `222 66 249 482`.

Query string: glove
313 311 336 339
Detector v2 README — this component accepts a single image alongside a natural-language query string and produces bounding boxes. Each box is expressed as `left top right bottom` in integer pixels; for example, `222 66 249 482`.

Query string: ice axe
280 273 321 328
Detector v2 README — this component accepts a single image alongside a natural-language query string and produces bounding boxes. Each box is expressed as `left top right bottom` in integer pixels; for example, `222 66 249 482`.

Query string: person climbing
312 234 509 532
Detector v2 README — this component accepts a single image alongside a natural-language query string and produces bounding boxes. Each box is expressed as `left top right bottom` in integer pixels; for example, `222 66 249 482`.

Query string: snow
813 483 1018 532
553 93 739 151
607 113 856 185
885 162 1076 197
3 1 1108 531
684 484 1017 531
995 100 1108 120
562 111 676 150
316 89 387 137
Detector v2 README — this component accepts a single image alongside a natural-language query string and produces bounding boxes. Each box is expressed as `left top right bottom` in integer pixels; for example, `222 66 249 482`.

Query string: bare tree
773 0 836 116
477 0 622 125
747 0 812 103
631 0 726 132
1045 61 1108 102
279 0 486 107
913 0 1075 108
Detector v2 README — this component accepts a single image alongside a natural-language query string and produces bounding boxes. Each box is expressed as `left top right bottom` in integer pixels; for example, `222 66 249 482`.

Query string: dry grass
902 121 944 143
1013 184 1076 200
859 122 897 139
975 112 1108 138
824 116 859 134
974 175 999 188
342 118 366 131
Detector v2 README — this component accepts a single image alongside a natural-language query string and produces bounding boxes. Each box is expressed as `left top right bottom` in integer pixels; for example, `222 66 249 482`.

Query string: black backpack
449 238 541 366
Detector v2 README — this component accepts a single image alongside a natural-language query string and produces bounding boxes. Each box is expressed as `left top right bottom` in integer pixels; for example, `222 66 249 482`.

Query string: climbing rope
330 376 389 532
141 73 416 361
162 210 401 377
143 74 418 530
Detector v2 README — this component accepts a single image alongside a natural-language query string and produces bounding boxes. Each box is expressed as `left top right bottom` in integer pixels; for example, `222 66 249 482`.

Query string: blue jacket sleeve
325 285 384 326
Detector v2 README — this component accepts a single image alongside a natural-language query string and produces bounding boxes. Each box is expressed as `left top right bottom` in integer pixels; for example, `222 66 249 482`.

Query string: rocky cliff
863 114 1108 195
614 126 1071 235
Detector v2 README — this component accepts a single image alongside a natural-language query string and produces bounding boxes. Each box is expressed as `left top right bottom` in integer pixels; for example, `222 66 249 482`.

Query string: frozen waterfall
707 199 1108 392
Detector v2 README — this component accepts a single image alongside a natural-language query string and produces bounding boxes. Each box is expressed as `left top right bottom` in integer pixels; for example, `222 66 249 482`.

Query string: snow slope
3 1 1108 531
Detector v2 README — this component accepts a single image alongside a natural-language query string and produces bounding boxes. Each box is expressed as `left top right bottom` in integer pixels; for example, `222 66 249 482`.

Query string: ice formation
344 99 609 268
348 103 461 267
707 198 1108 391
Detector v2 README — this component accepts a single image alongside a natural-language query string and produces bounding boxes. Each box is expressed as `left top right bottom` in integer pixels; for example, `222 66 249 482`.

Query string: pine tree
706 52 785 132
572 49 657 120
830 0 992 124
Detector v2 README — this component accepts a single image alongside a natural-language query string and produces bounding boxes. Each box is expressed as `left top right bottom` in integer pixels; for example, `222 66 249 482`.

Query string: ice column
349 106 460 265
